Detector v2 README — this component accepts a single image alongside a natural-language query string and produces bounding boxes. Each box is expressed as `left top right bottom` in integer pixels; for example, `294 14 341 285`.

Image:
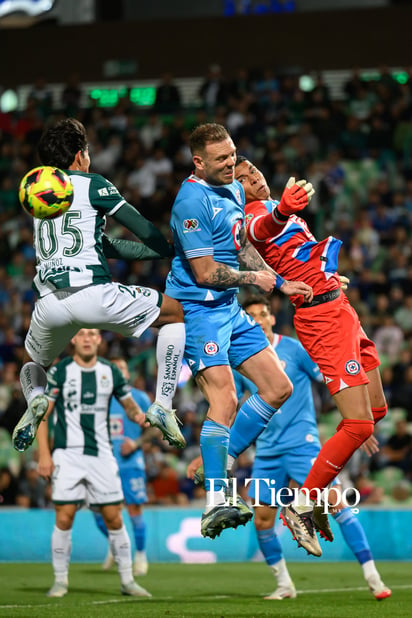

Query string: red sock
302 419 374 500
372 405 387 424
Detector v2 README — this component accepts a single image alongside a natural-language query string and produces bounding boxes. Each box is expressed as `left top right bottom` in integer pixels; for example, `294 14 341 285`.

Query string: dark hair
189 123 230 155
242 294 271 311
235 155 248 166
38 118 88 168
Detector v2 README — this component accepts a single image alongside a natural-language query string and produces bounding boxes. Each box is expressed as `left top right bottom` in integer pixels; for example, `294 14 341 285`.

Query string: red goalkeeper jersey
245 199 341 307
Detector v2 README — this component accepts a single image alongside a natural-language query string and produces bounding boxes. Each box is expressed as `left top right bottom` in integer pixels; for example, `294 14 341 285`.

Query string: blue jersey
165 174 245 302
234 334 323 456
109 387 151 472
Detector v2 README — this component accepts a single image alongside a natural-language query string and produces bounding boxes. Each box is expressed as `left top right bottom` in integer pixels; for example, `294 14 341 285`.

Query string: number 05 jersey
33 171 125 298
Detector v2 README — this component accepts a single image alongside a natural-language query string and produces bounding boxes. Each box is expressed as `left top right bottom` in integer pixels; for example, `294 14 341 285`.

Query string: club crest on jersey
232 220 241 250
183 218 199 232
204 341 219 355
101 374 110 388
345 360 360 375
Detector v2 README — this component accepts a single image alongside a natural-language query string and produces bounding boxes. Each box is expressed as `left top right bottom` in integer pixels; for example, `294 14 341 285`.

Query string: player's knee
372 404 387 424
253 507 274 530
270 375 293 408
56 515 74 530
159 296 184 323
104 514 122 530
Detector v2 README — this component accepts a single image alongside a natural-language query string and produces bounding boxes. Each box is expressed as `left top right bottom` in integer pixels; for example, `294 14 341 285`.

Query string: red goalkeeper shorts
294 292 380 396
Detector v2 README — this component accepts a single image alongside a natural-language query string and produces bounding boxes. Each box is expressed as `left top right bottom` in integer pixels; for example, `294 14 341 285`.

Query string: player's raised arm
245 177 315 242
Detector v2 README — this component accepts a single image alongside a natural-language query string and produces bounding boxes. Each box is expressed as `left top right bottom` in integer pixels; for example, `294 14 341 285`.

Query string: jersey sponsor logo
108 186 119 195
212 207 222 220
98 187 109 196
183 218 200 232
204 341 219 356
345 360 360 375
232 220 241 250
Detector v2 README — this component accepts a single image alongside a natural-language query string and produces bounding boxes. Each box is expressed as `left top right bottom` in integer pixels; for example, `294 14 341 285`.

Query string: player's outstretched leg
146 319 186 448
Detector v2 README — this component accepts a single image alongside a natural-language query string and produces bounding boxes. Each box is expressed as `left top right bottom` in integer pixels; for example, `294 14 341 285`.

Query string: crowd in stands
1 64 412 509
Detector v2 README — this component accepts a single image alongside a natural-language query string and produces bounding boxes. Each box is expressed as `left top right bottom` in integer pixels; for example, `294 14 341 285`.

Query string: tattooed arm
188 255 276 293
237 227 276 273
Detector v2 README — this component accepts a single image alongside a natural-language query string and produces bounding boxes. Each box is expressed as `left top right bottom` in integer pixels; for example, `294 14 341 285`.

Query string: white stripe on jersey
54 360 114 456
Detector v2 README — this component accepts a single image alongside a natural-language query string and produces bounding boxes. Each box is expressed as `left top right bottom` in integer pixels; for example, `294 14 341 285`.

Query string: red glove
277 177 315 217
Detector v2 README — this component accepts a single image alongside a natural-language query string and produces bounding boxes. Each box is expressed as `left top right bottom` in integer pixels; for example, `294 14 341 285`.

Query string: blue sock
200 420 230 491
130 514 146 552
229 394 277 458
333 507 373 564
94 512 108 538
256 527 283 566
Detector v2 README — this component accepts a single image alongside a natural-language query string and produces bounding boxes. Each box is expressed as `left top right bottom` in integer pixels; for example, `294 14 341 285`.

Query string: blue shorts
249 442 320 507
182 296 269 376
120 468 147 505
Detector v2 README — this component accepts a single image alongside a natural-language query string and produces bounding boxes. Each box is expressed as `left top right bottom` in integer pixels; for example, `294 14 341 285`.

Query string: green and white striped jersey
46 356 131 457
32 171 125 298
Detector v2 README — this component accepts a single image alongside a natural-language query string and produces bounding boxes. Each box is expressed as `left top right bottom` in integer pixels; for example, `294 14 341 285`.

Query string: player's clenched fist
277 177 315 217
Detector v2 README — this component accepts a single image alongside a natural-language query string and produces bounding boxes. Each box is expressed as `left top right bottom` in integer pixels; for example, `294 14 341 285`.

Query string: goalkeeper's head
235 156 271 202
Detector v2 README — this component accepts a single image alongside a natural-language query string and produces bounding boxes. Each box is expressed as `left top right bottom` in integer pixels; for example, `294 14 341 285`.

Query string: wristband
273 206 289 223
275 274 285 289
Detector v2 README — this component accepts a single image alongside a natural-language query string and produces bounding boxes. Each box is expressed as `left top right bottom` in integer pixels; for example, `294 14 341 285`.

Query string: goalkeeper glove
275 177 315 218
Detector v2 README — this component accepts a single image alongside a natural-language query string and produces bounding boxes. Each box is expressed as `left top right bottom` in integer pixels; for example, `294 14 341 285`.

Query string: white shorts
25 282 162 366
51 448 124 506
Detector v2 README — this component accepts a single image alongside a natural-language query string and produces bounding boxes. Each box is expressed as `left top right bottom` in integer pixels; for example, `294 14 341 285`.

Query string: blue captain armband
275 274 285 289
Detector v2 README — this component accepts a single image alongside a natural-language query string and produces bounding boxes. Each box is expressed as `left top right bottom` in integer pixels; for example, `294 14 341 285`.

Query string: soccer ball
19 166 74 220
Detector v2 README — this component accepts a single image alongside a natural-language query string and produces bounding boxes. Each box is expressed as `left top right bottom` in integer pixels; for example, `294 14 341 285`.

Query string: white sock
108 526 133 585
293 489 314 514
205 490 226 512
270 558 292 587
20 362 47 404
362 560 379 580
227 455 235 472
155 323 185 408
51 526 71 584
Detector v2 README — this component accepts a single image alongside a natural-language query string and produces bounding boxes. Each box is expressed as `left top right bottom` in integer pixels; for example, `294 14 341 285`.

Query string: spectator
380 419 412 475
154 73 182 114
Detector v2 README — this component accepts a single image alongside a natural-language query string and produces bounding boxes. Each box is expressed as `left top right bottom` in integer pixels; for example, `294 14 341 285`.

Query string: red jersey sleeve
245 200 288 242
